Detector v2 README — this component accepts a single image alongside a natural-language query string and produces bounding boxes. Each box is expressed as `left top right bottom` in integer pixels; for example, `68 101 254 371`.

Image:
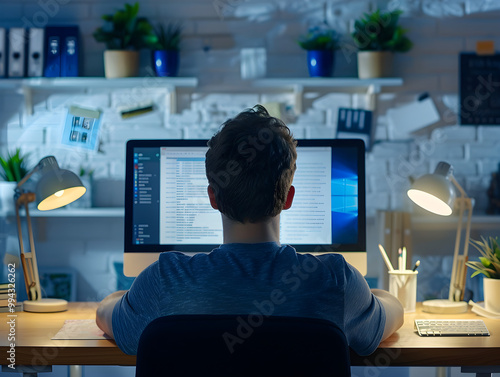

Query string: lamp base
422 299 468 314
23 298 68 313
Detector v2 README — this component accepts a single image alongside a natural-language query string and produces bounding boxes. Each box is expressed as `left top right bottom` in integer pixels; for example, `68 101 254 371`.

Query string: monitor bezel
124 138 366 255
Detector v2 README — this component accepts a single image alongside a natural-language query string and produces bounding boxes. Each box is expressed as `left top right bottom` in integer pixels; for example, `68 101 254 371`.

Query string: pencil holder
389 270 418 313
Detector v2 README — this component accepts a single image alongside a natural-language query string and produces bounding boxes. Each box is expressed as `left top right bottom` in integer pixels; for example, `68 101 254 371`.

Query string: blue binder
43 27 60 77
61 26 79 77
44 26 79 77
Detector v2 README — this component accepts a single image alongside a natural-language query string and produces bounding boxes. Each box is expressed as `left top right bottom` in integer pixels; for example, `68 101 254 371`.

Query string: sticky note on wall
387 96 440 140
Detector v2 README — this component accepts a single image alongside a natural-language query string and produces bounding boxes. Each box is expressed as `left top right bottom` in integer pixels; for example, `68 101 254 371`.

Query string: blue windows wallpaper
331 148 359 245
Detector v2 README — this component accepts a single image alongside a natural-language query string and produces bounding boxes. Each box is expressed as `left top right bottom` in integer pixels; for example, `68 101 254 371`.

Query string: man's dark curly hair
205 105 297 223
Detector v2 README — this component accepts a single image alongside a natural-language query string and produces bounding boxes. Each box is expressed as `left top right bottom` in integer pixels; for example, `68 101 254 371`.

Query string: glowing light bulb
54 190 64 197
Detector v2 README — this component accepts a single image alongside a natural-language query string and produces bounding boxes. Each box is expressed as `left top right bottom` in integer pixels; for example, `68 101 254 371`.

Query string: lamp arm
15 156 59 192
16 164 41 191
15 192 42 301
448 176 474 301
449 175 467 198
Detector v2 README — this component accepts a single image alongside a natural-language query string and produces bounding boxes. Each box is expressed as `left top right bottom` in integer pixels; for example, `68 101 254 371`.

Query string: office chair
135 314 351 377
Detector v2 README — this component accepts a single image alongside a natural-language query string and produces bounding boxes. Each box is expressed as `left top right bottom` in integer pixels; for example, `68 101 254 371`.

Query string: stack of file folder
0 25 79 78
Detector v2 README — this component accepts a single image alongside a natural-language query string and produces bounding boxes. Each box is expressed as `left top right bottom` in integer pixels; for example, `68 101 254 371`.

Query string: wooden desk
351 303 500 367
0 302 499 368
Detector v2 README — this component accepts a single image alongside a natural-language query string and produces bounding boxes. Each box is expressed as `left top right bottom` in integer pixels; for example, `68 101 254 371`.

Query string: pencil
412 260 420 272
402 246 407 271
378 244 394 272
398 248 403 271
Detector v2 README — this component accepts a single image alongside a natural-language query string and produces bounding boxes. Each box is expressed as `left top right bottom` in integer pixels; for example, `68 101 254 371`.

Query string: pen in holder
389 270 418 313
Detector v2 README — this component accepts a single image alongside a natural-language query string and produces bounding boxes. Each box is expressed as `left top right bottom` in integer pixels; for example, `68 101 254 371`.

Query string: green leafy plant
79 166 95 178
0 148 30 182
298 25 339 51
352 9 413 52
466 236 500 279
152 23 182 51
93 2 158 50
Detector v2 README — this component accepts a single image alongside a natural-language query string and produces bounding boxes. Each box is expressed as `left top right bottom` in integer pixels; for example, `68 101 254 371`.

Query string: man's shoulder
298 251 347 266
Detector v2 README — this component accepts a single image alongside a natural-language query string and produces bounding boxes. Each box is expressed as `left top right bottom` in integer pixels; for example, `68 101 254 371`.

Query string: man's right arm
371 289 404 340
96 290 127 338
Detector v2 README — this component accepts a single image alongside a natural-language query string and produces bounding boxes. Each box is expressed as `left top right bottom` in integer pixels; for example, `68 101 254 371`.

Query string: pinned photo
61 105 101 151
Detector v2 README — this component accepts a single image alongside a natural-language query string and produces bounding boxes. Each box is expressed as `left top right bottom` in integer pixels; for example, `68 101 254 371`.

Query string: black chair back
136 315 351 377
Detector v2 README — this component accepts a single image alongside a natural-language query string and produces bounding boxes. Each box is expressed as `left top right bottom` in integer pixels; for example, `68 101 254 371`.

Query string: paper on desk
52 319 111 340
469 300 500 319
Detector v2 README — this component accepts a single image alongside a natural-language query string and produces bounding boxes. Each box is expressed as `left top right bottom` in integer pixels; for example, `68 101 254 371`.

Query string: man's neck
222 215 281 245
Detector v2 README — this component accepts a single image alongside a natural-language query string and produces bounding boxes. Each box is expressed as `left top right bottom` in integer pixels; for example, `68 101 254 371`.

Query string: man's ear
207 186 218 209
283 185 295 210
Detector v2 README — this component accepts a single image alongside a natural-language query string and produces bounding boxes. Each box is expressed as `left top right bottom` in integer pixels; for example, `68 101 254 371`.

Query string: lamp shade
36 169 86 211
407 162 457 216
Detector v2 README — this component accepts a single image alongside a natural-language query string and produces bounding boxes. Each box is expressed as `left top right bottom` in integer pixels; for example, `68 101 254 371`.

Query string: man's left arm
96 290 127 338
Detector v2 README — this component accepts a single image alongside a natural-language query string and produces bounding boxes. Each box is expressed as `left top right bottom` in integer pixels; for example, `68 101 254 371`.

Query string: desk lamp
407 161 472 314
15 156 86 313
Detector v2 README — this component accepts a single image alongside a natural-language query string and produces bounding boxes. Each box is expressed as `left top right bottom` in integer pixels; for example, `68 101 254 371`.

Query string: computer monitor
124 139 366 277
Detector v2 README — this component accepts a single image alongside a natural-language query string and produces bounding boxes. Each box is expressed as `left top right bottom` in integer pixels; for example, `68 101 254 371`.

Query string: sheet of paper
52 319 111 340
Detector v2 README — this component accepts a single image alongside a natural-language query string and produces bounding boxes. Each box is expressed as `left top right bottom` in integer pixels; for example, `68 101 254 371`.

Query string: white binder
0 28 5 77
8 28 25 77
28 28 44 77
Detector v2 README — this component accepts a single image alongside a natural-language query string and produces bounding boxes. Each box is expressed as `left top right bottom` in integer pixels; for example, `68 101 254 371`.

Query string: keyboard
414 319 490 336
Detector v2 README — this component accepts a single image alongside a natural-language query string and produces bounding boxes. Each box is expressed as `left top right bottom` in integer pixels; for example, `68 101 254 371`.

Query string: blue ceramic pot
153 50 180 77
307 50 334 77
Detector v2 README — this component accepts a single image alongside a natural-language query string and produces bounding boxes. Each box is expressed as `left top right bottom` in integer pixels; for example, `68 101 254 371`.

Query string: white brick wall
1 0 500 304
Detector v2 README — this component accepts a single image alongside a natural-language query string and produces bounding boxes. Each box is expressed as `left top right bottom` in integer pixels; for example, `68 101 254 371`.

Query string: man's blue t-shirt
112 242 385 356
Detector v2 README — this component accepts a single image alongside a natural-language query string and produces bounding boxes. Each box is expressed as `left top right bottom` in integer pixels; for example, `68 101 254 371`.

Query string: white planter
483 277 500 313
104 50 140 78
0 181 17 214
357 51 394 79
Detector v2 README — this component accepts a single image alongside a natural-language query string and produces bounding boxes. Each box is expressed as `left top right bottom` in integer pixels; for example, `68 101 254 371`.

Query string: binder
44 26 60 77
60 26 79 77
0 28 5 77
27 28 44 77
8 28 25 77
44 26 79 77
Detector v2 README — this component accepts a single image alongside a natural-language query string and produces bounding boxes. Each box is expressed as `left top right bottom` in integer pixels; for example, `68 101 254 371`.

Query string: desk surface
0 302 499 367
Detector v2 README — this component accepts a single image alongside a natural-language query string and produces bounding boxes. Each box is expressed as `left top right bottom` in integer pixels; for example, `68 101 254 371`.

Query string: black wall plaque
459 52 500 125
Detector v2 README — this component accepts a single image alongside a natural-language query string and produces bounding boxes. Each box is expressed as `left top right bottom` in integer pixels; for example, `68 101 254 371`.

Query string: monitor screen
124 139 366 276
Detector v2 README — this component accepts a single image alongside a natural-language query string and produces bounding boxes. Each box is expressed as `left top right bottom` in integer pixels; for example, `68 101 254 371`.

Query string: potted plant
93 2 158 78
466 236 500 313
151 23 182 77
0 148 30 213
351 9 412 78
298 25 339 77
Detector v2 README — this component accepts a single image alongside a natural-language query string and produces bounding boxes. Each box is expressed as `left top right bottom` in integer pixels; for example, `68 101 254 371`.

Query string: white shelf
253 77 403 113
0 76 197 89
412 214 500 230
19 76 198 89
0 79 23 89
10 207 124 218
253 77 403 90
0 77 198 115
